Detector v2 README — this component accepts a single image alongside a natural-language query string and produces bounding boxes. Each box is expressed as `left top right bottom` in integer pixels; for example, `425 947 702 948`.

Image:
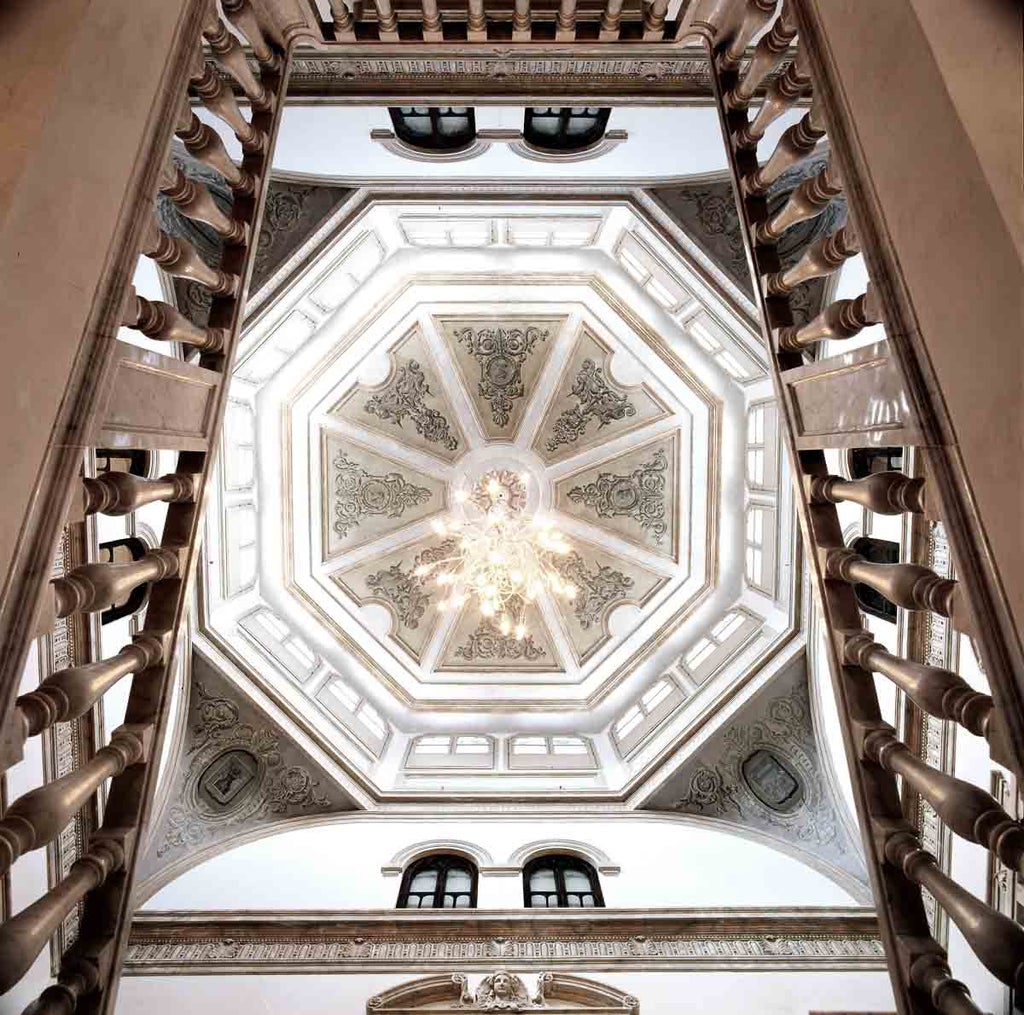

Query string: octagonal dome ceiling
198 194 799 799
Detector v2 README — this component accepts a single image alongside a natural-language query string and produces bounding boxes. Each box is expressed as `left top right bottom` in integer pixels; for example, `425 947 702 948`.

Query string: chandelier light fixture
414 470 576 639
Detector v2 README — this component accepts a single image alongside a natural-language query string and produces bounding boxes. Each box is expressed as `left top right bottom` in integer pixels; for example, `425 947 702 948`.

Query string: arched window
388 107 476 153
523 107 611 153
397 854 477 909
851 535 900 623
97 536 150 626
523 854 604 908
847 446 903 480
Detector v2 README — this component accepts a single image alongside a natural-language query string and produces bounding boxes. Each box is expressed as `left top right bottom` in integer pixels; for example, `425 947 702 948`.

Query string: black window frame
851 535 900 623
523 107 611 153
388 106 477 153
97 536 150 626
523 854 604 909
396 853 478 909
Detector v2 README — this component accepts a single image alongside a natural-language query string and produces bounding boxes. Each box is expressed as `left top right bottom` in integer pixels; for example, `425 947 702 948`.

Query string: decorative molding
504 839 619 875
365 359 460 453
370 130 503 164
382 839 497 875
332 450 434 540
508 132 629 165
125 908 885 975
546 360 637 454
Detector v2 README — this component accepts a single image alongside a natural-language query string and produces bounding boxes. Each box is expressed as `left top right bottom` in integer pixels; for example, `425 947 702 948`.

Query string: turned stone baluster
775 288 880 351
202 5 271 110
467 0 487 40
734 49 810 148
513 0 531 38
330 0 357 40
420 0 443 40
123 288 228 352
556 0 577 40
189 50 265 154
139 218 237 296
642 0 670 40
51 547 181 619
221 0 280 69
693 0 743 41
21 955 100 1015
726 8 798 109
159 163 246 244
908 953 983 1015
598 0 622 39
0 840 124 995
16 635 165 739
83 471 197 517
764 223 859 295
175 96 255 195
372 0 399 40
843 633 993 739
719 0 776 65
754 160 842 243
0 729 146 873
886 831 1024 992
807 470 927 516
822 546 963 619
864 726 1023 869
743 100 827 194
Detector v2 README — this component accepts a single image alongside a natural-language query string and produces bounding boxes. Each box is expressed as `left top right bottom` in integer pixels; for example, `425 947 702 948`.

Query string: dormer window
523 107 611 153
388 106 476 153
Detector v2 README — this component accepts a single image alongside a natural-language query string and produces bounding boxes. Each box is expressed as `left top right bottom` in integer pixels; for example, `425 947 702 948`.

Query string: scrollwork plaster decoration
454 325 550 428
469 470 528 515
364 359 460 452
555 552 634 631
332 451 433 539
366 561 431 630
546 360 636 452
455 618 547 663
567 450 668 543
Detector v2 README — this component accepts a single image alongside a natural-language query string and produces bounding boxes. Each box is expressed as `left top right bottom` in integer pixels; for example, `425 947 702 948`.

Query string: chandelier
414 471 576 639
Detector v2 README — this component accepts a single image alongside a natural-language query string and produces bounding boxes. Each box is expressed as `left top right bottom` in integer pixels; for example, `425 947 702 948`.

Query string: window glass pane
564 868 591 891
530 894 550 907
567 894 583 907
529 868 556 891
641 679 672 711
409 870 438 892
445 868 472 892
582 894 596 907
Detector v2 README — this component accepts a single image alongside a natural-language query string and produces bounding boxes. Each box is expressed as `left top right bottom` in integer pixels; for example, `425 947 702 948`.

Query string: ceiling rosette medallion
435 315 566 440
321 433 447 558
330 326 466 463
534 328 670 464
555 432 681 561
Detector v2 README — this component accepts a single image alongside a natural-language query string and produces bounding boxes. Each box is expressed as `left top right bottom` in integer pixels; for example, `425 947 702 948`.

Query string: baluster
693 0 744 42
421 0 443 40
221 0 280 68
16 635 166 740
719 0 776 65
865 727 1023 869
754 160 842 242
372 0 399 40
764 223 859 295
725 8 798 109
51 547 181 619
556 0 576 40
21 956 99 1015
0 729 146 873
174 97 255 195
775 288 880 351
598 0 622 40
0 841 124 994
908 953 983 1015
83 471 197 517
807 470 926 516
201 5 271 111
643 0 669 40
122 288 228 352
734 49 810 148
743 100 827 194
190 53 266 154
159 163 246 244
843 633 992 739
822 546 964 620
139 217 237 295
467 0 487 40
330 0 357 40
886 831 1024 991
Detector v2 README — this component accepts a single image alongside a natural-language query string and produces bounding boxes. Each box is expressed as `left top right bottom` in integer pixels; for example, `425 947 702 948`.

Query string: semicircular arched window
388 107 476 153
523 107 611 153
523 854 604 908
397 854 477 909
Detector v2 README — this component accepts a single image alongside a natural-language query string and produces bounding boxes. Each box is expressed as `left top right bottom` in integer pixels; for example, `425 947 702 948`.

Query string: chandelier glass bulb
413 471 575 639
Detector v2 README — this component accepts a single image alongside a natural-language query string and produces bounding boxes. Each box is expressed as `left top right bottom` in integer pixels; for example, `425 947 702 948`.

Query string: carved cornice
125 907 884 975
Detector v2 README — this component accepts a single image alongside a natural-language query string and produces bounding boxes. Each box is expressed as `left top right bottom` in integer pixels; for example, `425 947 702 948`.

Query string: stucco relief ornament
366 562 431 630
546 359 636 452
466 970 535 1011
567 450 668 543
364 358 459 451
332 451 432 538
454 325 549 427
555 552 634 630
455 616 546 662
